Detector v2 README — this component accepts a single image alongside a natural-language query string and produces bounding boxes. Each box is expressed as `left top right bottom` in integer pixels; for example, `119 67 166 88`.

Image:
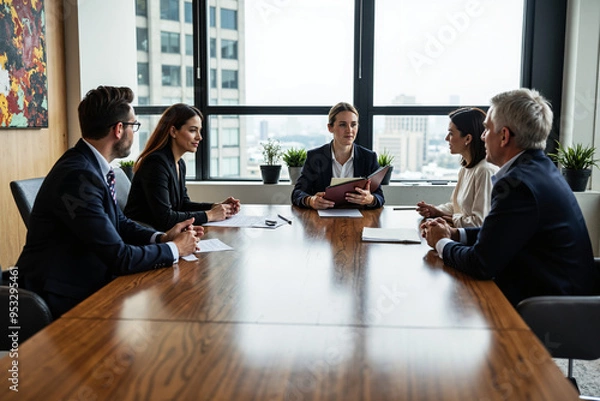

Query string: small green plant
261 138 283 165
119 160 135 168
549 141 598 170
377 149 395 166
282 147 307 167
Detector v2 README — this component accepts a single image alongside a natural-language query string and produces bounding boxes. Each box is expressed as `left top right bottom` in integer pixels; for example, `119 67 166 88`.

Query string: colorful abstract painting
0 0 48 128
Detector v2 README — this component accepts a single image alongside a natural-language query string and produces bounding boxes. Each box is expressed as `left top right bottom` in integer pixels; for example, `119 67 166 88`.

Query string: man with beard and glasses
16 86 204 318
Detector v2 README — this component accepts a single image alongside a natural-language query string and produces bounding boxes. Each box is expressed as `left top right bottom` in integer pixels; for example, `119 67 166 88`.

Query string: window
161 0 179 20
221 70 238 89
222 128 240 147
136 0 147 16
186 66 194 87
136 28 148 52
137 62 149 85
162 65 181 86
221 39 237 60
221 8 237 30
210 38 216 58
134 0 564 182
210 68 217 89
221 157 240 177
161 31 180 53
210 6 216 27
185 34 193 55
184 2 193 24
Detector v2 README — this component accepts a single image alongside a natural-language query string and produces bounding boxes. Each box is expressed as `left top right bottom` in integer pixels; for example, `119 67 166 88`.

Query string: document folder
324 165 390 206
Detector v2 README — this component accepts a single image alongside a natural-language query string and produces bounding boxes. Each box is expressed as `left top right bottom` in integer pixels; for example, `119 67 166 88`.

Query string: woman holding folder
291 102 385 209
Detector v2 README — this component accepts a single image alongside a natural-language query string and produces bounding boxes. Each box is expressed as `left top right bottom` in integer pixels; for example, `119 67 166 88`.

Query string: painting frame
0 0 49 128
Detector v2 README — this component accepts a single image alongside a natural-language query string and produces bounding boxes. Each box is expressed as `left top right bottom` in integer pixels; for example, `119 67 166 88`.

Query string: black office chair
114 166 132 212
0 285 53 351
517 294 600 399
10 177 45 229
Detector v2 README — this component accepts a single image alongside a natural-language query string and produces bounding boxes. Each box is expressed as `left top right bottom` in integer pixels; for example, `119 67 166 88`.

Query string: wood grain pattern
1 205 578 400
0 318 578 401
63 206 526 330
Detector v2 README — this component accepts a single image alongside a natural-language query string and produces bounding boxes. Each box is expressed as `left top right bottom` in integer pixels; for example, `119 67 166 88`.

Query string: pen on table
393 206 416 210
277 214 292 225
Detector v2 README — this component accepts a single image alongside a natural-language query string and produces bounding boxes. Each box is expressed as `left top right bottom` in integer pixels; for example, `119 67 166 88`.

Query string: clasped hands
163 218 204 256
420 217 459 249
416 201 453 224
308 180 375 209
207 196 241 221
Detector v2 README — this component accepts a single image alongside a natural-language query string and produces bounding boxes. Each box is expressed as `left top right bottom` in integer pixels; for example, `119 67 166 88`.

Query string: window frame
135 0 566 182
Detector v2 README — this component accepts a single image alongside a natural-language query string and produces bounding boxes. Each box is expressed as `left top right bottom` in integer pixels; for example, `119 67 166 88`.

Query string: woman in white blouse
416 107 498 228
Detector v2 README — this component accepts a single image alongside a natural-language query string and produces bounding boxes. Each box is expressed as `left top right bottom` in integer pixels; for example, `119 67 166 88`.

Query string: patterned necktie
107 169 117 205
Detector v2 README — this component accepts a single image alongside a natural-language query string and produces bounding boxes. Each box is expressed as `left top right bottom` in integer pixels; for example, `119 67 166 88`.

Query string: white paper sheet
180 238 234 261
318 209 363 218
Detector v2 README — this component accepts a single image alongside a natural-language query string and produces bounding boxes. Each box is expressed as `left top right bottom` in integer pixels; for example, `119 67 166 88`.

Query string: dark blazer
125 146 213 231
442 149 600 306
17 139 174 317
291 142 385 208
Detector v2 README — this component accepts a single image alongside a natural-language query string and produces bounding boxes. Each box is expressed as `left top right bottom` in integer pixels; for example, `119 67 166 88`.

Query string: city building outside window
221 39 238 60
133 0 560 182
162 65 181 86
136 28 148 52
137 62 149 85
220 8 237 30
160 0 179 20
161 31 180 53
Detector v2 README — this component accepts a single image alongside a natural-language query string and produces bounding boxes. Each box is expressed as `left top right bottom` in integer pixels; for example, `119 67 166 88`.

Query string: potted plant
549 141 598 191
260 138 283 184
118 160 135 181
377 149 395 185
282 147 307 185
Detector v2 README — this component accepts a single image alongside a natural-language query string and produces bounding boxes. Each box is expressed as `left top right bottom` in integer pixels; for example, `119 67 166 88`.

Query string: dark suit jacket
124 146 213 231
17 139 174 317
443 149 600 306
291 142 385 208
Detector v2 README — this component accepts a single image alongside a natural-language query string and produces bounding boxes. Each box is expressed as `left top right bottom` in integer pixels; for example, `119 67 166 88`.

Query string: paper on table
362 227 422 244
202 214 259 227
318 209 363 218
181 238 234 261
196 238 233 252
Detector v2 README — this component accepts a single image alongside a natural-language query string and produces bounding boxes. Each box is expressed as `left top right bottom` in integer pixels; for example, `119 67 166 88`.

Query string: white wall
63 0 138 146
186 182 454 206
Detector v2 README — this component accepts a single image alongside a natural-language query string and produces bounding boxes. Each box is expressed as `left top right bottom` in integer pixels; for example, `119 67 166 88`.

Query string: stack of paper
362 227 421 244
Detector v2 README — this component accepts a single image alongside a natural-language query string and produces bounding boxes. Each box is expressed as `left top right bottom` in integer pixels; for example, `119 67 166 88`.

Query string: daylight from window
135 0 524 181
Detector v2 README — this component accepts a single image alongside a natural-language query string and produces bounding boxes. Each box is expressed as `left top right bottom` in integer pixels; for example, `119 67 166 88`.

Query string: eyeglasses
108 121 141 132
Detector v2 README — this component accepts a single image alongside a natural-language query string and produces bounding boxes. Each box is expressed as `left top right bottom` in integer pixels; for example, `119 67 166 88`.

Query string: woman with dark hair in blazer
291 102 385 209
125 103 240 231
416 107 498 227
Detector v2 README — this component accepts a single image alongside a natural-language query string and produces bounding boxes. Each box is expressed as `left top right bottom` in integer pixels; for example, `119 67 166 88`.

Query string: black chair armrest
517 296 600 360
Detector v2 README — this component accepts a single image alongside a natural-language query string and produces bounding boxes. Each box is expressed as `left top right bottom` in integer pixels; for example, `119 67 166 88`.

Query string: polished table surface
1 205 579 400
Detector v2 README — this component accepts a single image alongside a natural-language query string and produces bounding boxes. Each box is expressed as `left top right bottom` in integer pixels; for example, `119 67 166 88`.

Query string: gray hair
489 88 553 150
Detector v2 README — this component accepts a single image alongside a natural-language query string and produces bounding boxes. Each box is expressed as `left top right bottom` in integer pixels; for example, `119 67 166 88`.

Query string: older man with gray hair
422 88 600 306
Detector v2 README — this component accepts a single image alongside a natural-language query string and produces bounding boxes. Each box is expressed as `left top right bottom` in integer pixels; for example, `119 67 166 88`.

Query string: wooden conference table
1 205 578 400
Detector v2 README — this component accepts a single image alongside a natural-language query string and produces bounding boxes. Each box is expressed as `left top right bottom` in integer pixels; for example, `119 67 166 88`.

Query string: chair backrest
113 167 132 212
10 177 45 229
0 285 53 350
517 295 600 360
